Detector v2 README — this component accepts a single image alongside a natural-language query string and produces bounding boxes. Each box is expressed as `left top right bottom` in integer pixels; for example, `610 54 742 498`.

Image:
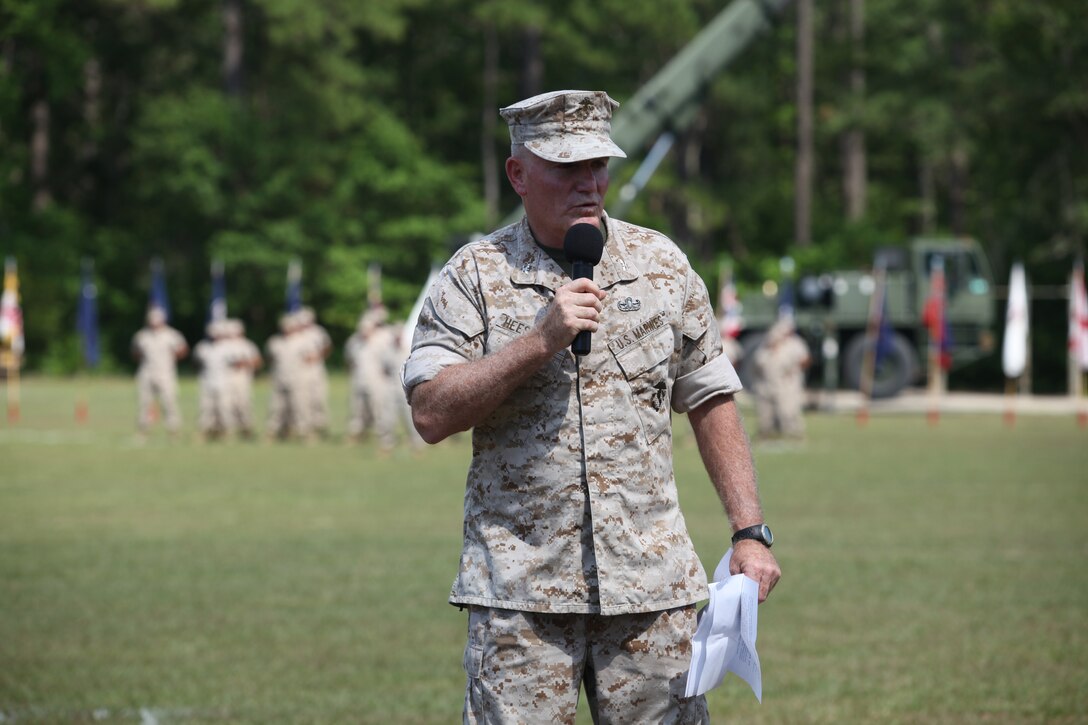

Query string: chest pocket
486 324 565 380
611 326 674 444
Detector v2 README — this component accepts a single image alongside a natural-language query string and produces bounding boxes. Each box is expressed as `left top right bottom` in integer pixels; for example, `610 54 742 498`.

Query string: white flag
1002 262 1029 379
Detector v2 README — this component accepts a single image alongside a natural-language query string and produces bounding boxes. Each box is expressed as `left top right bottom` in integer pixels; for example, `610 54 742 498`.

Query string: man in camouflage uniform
347 305 424 452
192 319 231 441
751 317 811 440
264 313 293 440
266 311 312 441
222 318 262 439
131 306 188 438
344 308 380 443
297 306 332 438
403 90 780 724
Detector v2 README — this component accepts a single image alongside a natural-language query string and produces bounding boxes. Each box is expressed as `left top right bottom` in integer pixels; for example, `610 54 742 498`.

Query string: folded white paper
684 548 762 701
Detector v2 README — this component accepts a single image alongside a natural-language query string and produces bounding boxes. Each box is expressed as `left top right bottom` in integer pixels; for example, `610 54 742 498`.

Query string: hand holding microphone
563 223 605 356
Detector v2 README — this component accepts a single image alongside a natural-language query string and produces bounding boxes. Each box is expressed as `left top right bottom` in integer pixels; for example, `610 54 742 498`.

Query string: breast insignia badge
618 297 642 312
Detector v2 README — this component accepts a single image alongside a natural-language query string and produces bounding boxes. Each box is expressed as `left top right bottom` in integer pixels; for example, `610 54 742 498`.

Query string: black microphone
563 223 605 356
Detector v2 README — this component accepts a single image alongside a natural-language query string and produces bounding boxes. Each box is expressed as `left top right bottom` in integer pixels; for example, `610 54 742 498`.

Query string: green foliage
0 0 1084 384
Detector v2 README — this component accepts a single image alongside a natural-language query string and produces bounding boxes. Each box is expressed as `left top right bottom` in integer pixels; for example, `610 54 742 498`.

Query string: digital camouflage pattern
463 605 709 724
499 90 627 163
132 323 187 432
752 318 810 439
404 214 743 616
296 310 332 435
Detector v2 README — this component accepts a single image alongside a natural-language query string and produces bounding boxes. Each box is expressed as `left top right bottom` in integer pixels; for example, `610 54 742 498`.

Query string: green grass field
2 376 1086 723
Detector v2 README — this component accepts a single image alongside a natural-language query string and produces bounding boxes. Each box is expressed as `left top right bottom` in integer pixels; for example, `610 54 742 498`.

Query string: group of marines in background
130 304 421 451
132 299 810 448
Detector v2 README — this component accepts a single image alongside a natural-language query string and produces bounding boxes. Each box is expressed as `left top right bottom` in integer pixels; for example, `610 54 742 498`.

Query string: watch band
731 523 773 548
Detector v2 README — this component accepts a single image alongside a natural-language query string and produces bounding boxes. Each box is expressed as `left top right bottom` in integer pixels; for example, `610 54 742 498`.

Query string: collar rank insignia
618 296 642 312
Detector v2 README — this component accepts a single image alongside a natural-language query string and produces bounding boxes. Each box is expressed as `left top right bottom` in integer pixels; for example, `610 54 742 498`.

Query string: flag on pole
1002 262 1029 380
1070 258 1088 373
718 263 744 340
777 256 796 320
77 258 100 369
2 257 24 423
874 284 895 365
0 257 24 359
150 257 172 321
922 255 952 371
367 262 383 307
777 279 795 320
209 260 227 322
858 261 891 418
285 259 302 313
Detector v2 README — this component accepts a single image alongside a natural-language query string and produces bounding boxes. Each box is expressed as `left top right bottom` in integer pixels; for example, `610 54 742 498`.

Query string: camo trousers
462 605 709 724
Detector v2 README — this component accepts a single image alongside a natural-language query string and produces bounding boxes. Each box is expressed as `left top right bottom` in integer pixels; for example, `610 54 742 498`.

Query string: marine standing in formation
265 311 314 441
344 308 383 444
345 305 422 452
221 318 262 439
192 320 231 441
404 89 780 723
264 313 294 440
130 299 425 448
131 305 188 439
297 307 332 439
751 316 811 440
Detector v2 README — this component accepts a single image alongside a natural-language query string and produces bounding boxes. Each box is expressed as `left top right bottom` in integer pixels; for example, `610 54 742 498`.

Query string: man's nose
573 162 601 191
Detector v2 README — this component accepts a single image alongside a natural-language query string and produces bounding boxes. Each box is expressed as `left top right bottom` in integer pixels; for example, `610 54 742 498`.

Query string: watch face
760 524 774 546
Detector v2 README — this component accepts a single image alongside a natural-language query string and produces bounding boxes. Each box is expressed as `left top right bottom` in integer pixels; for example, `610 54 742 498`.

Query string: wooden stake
4 355 19 423
1003 378 1017 427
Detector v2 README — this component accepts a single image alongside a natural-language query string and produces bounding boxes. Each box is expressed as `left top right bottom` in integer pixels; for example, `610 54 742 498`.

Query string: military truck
734 238 997 398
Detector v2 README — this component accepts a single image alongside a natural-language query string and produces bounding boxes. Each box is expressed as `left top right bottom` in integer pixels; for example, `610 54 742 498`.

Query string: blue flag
77 259 100 368
777 277 795 320
285 259 302 313
875 285 895 365
209 260 227 322
149 257 172 321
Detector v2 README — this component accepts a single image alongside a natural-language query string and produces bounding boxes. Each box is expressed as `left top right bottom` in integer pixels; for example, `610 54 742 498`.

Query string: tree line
1 0 1084 389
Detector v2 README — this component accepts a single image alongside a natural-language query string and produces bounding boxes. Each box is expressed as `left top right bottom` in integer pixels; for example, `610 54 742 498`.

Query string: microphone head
563 223 605 265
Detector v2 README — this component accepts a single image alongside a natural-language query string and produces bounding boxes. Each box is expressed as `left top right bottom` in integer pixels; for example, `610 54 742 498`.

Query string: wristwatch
732 523 774 548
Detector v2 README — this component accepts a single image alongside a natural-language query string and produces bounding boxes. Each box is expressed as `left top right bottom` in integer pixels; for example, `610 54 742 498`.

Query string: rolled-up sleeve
671 266 742 413
672 352 742 413
402 258 486 401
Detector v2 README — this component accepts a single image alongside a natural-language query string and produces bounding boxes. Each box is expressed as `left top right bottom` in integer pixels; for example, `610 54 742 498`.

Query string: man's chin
570 213 602 228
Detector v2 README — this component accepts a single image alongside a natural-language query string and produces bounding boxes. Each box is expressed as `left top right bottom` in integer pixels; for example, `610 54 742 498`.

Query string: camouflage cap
357 305 388 333
766 316 795 343
500 90 627 163
146 306 167 326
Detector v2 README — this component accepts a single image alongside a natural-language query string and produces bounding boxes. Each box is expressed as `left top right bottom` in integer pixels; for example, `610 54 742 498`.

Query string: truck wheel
843 332 916 399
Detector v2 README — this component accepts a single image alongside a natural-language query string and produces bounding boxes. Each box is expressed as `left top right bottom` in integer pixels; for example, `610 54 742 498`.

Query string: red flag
718 266 744 340
922 256 952 371
0 257 24 360
1071 258 1088 372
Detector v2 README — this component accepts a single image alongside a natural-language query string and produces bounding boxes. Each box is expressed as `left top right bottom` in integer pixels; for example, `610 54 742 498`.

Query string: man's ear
506 156 527 197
